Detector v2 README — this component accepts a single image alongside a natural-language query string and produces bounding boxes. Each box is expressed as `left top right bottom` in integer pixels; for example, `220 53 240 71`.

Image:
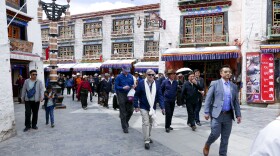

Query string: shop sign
261 53 275 102
246 53 261 103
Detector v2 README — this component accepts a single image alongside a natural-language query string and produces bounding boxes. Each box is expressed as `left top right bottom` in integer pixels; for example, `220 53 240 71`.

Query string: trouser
45 105 54 125
66 87 71 95
80 93 88 108
176 91 182 106
61 87 65 95
165 100 175 128
72 88 76 101
195 98 202 123
140 109 152 143
25 101 40 128
90 86 95 101
117 92 134 130
206 113 233 156
186 102 196 127
102 92 109 107
18 87 22 103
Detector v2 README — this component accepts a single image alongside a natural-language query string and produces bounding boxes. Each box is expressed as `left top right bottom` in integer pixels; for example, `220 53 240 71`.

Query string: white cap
155 74 159 78
76 73 81 76
94 73 98 76
139 73 143 76
83 75 88 78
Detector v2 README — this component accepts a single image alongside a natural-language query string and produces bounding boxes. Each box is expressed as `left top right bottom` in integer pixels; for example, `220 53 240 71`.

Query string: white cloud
69 1 136 15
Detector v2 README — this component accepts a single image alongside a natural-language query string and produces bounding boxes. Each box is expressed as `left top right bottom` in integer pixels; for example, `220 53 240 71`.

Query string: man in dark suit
161 69 178 133
181 71 203 131
100 73 112 108
194 69 205 126
203 65 242 156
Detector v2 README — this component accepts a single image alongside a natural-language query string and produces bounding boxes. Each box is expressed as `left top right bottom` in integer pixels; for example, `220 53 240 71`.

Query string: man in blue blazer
203 65 242 156
134 69 165 150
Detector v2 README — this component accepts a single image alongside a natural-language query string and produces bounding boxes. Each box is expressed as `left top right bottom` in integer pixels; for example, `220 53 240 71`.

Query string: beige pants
140 109 153 143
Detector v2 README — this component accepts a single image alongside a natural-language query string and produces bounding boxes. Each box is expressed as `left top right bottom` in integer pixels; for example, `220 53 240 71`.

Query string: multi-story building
0 0 43 142
41 4 161 74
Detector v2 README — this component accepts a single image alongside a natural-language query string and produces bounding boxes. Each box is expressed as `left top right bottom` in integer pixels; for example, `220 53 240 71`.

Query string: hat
139 73 143 76
105 73 110 76
122 67 130 73
155 74 159 78
98 75 101 78
76 73 81 76
167 69 176 74
134 72 138 74
83 75 88 78
178 73 183 77
94 73 98 76
72 74 76 77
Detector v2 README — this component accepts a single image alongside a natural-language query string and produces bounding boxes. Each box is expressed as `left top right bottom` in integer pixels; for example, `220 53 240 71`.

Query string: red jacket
77 80 92 98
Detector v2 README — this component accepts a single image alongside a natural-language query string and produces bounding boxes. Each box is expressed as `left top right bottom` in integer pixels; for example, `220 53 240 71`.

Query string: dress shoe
23 127 30 132
169 127 174 130
165 128 170 133
32 126 38 130
150 139 153 143
203 144 210 156
123 129 128 133
191 126 196 131
196 122 202 126
144 143 150 150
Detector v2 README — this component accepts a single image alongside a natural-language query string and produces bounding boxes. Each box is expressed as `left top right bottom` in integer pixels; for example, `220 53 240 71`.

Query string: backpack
26 81 37 99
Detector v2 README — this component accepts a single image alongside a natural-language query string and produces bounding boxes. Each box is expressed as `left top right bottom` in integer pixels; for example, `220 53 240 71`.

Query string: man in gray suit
203 65 241 156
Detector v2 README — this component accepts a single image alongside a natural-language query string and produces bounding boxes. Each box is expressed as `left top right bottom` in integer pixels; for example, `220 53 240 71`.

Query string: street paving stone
0 93 279 156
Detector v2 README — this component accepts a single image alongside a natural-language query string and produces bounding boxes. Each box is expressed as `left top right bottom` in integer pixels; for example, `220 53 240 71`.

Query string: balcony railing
57 56 74 61
180 33 229 46
57 35 75 41
111 53 133 59
42 37 49 42
143 51 159 58
144 27 160 32
9 38 33 53
82 54 101 60
82 32 102 40
268 24 280 38
111 29 134 37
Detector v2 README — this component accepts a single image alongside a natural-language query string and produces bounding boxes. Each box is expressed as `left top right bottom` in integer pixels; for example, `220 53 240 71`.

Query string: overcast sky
43 0 160 15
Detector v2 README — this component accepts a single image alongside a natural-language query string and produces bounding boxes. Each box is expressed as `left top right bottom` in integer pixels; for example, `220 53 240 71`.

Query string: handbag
127 88 135 102
26 81 37 99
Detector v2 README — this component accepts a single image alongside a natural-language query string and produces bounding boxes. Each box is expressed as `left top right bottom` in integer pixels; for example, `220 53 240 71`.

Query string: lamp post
38 0 70 109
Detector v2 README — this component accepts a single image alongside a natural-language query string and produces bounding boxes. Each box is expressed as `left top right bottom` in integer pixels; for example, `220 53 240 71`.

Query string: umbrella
176 67 192 74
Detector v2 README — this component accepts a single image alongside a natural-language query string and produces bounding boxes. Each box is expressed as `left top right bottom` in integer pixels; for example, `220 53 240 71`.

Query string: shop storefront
161 46 241 89
100 59 136 75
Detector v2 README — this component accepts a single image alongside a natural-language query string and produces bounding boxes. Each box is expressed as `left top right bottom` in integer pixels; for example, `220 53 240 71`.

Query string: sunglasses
147 74 155 77
32 74 37 76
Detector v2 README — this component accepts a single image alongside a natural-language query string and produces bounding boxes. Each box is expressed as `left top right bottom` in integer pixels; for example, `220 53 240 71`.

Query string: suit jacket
204 79 241 119
181 81 203 105
196 77 204 99
100 79 112 93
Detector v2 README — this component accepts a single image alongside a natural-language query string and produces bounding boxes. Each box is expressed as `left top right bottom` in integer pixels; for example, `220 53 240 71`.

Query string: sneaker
32 126 38 130
51 124 55 128
23 127 30 132
144 143 150 150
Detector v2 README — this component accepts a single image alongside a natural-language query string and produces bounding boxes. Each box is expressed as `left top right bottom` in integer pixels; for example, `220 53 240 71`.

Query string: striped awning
72 63 102 71
260 45 280 53
161 46 240 61
101 59 136 69
134 62 159 73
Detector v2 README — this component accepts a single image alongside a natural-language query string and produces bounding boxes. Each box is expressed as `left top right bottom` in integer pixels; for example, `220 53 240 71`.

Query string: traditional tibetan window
41 28 49 40
112 42 133 53
59 25 74 38
146 41 159 52
184 14 224 43
6 0 19 6
145 12 160 30
84 22 102 34
8 25 20 39
84 45 102 56
273 1 280 26
59 46 74 58
113 19 133 32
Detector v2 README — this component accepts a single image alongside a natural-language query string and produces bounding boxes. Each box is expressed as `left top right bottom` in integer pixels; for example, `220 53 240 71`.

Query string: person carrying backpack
21 70 44 132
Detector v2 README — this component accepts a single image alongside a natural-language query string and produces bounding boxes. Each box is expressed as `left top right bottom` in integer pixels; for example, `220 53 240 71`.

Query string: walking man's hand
237 117 242 124
135 108 140 112
204 114 210 120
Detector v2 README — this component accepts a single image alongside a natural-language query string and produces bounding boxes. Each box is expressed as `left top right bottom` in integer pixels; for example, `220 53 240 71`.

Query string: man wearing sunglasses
134 69 165 150
21 70 44 132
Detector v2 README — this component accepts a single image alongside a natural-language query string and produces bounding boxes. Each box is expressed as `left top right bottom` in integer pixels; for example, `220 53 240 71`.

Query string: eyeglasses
32 74 37 76
147 74 155 77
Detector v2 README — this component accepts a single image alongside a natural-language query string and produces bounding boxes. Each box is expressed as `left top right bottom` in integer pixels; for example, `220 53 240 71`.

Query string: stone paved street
0 93 279 156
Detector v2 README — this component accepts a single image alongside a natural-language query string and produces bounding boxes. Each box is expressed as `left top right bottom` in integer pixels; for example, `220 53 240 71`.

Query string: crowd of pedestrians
19 66 280 155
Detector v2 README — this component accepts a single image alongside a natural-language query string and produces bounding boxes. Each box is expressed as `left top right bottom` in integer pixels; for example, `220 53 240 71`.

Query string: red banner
246 53 261 103
261 53 275 102
45 47 49 60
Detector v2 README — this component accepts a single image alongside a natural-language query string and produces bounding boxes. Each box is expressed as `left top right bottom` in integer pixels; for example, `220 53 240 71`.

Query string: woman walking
77 75 92 110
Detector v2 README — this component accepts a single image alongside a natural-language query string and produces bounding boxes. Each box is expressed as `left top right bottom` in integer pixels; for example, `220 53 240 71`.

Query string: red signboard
261 53 275 102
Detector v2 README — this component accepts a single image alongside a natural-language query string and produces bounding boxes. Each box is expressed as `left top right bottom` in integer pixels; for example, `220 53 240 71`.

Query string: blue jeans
45 105 54 125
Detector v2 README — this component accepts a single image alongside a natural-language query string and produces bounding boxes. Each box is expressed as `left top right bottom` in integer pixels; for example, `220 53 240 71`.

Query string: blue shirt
222 79 232 111
114 73 134 93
